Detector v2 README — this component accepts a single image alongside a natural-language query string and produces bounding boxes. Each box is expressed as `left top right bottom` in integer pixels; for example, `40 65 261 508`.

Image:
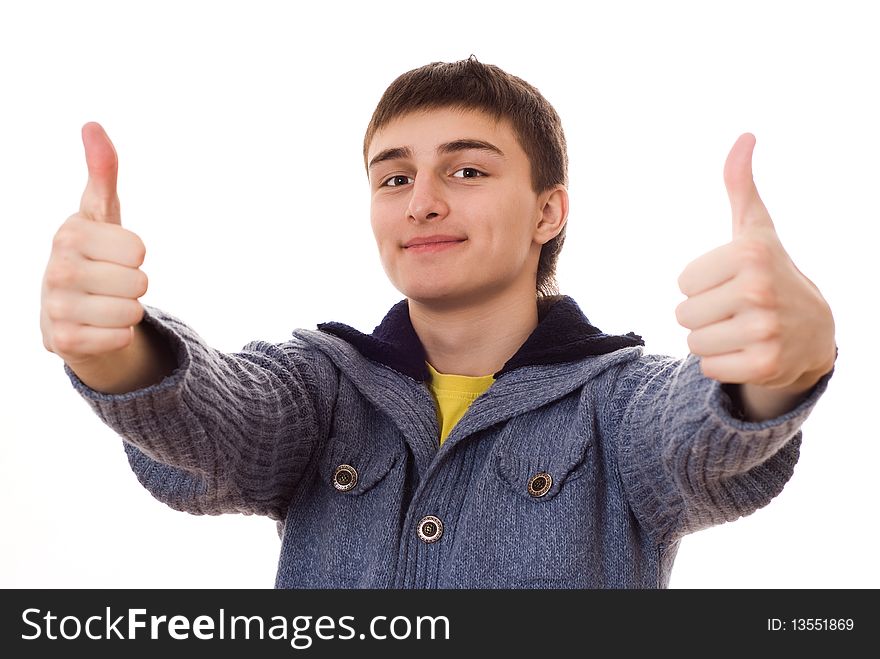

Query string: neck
408 286 540 377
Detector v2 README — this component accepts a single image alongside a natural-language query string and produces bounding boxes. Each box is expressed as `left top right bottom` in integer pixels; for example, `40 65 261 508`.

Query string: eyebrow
367 139 506 170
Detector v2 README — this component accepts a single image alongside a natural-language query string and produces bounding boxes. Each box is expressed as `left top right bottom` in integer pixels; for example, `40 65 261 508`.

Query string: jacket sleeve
603 349 836 547
63 304 331 521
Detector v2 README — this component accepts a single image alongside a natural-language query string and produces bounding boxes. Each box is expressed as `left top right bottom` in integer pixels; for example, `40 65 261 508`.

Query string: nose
406 173 449 223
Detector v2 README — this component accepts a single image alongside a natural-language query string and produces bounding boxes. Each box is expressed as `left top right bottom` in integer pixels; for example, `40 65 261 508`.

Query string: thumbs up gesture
675 134 836 401
40 123 149 367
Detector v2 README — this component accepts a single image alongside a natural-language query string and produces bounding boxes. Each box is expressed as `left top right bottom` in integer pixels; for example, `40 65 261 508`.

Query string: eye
382 175 413 187
452 167 486 179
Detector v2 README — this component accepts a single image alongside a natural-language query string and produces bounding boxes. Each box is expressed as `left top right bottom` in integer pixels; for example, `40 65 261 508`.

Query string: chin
402 283 496 310
399 286 456 303
395 278 457 300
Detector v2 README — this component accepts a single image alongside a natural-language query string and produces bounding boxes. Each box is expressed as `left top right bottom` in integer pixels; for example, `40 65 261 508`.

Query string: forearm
609 352 823 546
64 305 323 518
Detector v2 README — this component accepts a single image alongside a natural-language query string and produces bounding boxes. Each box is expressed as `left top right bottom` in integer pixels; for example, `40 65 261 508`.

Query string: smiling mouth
404 239 466 252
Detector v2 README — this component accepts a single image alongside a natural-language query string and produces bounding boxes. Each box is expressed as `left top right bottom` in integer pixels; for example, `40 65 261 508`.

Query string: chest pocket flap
494 393 594 502
318 436 404 496
317 377 408 496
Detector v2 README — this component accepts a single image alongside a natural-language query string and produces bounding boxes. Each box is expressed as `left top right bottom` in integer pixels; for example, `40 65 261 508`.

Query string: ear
535 185 569 245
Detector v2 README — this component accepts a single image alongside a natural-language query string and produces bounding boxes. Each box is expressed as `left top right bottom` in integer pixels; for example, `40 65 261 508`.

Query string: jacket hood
316 294 645 382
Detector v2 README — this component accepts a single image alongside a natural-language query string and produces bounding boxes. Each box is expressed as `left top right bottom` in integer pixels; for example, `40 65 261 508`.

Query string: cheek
369 205 388 240
484 200 534 253
370 196 402 233
369 210 400 261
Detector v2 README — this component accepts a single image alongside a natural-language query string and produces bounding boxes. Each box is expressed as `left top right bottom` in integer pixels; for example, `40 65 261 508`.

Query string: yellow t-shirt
426 362 495 447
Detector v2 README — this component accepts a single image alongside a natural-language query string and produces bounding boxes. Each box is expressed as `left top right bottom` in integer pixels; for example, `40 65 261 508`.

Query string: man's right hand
41 122 149 368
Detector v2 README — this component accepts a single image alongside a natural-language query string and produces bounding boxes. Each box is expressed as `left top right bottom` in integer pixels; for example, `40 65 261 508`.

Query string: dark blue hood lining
317 295 644 382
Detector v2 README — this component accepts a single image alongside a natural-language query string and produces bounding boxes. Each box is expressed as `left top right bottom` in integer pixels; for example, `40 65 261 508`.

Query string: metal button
417 515 443 543
332 464 358 492
528 471 552 497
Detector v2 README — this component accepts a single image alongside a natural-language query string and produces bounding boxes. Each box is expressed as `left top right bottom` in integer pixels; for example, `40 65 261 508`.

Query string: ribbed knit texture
64 302 835 588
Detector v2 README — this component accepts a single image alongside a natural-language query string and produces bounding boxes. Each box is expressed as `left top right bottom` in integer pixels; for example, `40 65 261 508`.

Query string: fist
40 122 149 367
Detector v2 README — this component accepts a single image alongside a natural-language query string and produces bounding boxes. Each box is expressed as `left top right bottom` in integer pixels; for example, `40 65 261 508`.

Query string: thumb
723 132 774 238
79 122 121 224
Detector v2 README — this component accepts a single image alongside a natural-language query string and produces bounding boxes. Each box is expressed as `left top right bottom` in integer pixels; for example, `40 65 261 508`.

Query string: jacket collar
316 294 644 382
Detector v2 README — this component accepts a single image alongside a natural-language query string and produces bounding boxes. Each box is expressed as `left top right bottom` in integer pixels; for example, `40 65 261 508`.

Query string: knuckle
53 327 77 353
52 226 77 252
45 295 70 321
738 239 771 266
750 314 781 340
45 262 76 288
741 279 776 308
755 361 775 382
755 349 780 381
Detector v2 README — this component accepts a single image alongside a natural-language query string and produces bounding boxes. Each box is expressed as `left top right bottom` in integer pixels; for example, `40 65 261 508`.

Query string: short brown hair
363 55 568 300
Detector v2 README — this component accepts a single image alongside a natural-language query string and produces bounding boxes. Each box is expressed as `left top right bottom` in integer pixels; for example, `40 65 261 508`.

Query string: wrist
779 344 837 396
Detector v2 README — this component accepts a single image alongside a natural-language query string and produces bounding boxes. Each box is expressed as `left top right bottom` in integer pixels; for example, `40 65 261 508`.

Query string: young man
42 57 837 588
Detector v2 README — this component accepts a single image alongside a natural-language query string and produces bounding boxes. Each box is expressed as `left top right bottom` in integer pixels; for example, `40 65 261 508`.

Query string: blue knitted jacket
64 295 834 588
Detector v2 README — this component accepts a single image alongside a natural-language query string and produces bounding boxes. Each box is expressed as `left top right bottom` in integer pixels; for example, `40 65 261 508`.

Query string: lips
403 235 467 248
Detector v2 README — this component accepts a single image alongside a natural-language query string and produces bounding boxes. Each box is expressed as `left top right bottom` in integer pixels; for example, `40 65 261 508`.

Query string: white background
1 0 877 589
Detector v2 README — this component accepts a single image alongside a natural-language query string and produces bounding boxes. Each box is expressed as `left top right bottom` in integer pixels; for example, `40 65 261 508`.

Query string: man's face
367 107 555 308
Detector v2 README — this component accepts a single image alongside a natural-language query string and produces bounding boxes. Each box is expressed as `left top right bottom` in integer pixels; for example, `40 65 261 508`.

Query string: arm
49 124 326 521
65 304 329 521
604 351 834 547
